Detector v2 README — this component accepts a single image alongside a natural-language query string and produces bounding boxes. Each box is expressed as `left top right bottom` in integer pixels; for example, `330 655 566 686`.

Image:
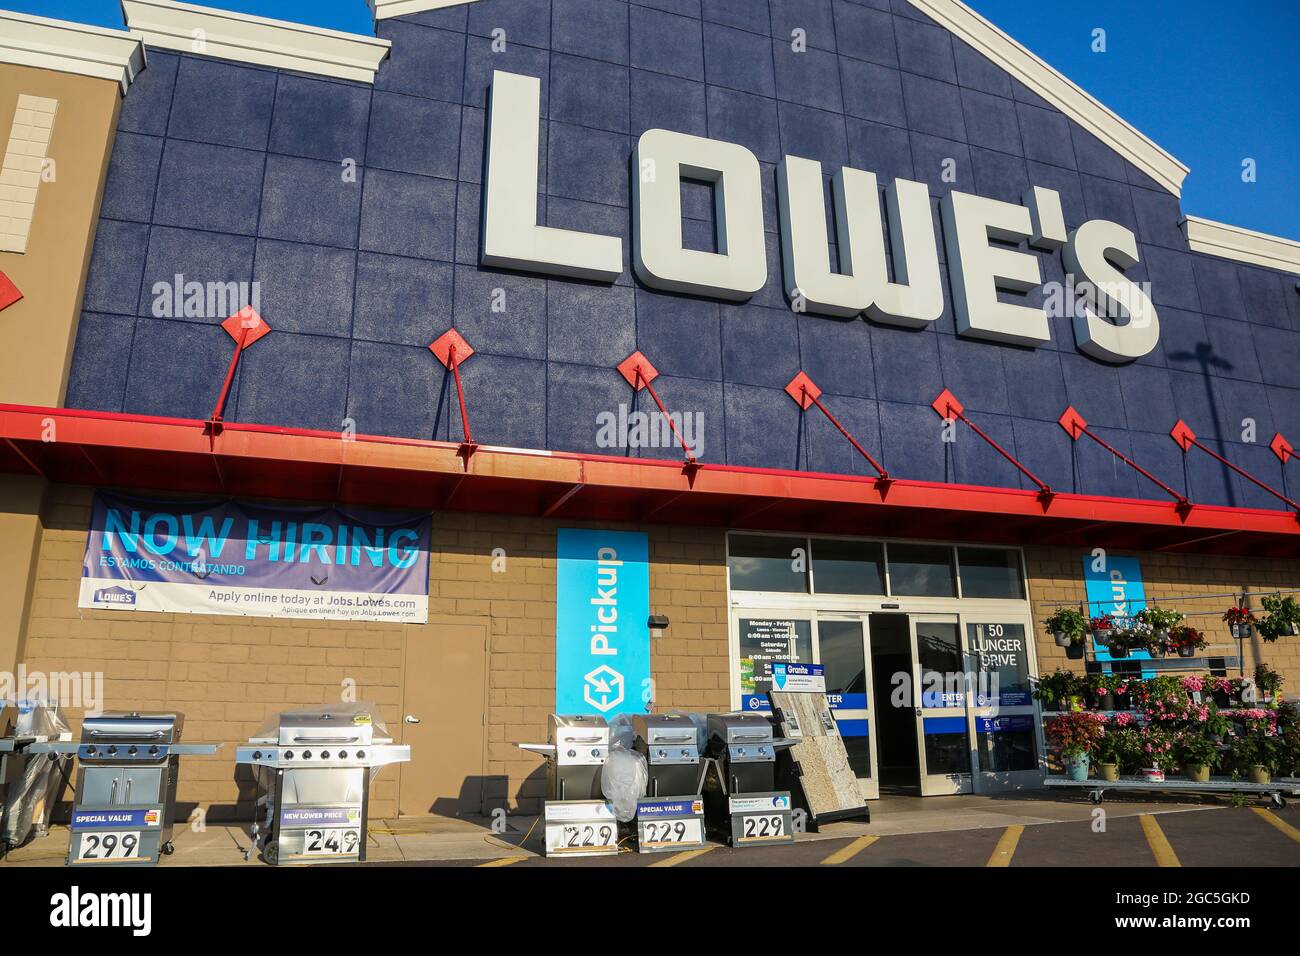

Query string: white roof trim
1182 216 1300 275
0 10 145 94
908 0 1189 197
369 0 482 21
122 0 391 84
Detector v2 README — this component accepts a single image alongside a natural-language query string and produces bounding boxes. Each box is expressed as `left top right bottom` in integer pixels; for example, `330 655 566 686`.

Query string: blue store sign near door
555 528 651 715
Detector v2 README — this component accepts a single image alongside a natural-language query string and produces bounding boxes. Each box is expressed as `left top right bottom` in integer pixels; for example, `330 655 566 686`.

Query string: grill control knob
657 749 667 759
337 751 347 760
108 746 118 756
591 749 600 758
252 751 261 760
128 746 138 755
86 746 96 755
737 748 746 757
320 751 331 760
150 745 159 755
681 749 690 758
567 749 576 758
356 750 365 759
303 751 312 759
285 751 294 759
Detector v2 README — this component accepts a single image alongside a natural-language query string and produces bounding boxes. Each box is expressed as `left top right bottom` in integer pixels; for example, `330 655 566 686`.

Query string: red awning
0 404 1295 557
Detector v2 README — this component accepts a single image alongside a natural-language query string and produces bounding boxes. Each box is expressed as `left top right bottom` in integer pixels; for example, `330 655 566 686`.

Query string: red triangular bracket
784 371 821 410
1271 432 1293 465
1058 406 1088 441
931 388 963 419
617 351 658 390
0 269 22 313
1170 419 1196 452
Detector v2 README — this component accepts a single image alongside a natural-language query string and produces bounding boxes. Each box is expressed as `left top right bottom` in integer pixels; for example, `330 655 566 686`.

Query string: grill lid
248 702 388 746
80 711 183 744
707 712 774 745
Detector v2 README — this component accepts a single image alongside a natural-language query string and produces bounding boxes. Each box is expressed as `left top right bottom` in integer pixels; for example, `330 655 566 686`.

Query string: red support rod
635 366 697 464
1188 436 1299 512
448 343 474 447
209 326 248 424
1079 426 1188 506
942 401 1050 496
802 386 889 481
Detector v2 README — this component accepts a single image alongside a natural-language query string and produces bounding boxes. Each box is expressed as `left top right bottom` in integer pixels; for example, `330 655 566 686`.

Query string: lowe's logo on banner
80 492 430 624
1082 553 1149 662
555 528 650 715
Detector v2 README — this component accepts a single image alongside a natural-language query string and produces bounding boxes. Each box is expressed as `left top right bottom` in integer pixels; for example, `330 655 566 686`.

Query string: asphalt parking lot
393 805 1300 868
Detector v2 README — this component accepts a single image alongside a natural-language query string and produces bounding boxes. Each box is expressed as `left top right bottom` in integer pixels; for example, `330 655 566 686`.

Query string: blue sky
11 0 1299 240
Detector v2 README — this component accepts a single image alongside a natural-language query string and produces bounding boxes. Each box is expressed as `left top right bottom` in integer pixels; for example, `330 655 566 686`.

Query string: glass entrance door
817 617 878 800
965 618 1044 792
909 615 973 795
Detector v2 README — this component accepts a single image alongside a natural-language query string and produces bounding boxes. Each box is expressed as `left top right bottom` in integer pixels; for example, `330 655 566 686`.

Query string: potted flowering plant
1230 731 1277 785
1092 714 1138 780
1047 712 1105 781
1137 606 1183 647
1167 625 1207 658
1045 606 1088 651
1087 673 1122 711
1205 676 1239 709
1034 669 1085 712
1259 595 1300 642
1106 624 1151 659
1254 663 1283 702
1174 731 1219 783
1222 605 1256 639
1089 613 1114 645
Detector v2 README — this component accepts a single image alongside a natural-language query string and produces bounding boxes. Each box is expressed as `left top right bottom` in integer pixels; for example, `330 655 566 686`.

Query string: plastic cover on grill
2 700 72 848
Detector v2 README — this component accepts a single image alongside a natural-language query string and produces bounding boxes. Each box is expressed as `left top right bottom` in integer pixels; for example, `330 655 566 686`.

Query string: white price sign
638 816 704 849
737 812 788 843
301 827 360 857
545 821 618 855
76 831 142 862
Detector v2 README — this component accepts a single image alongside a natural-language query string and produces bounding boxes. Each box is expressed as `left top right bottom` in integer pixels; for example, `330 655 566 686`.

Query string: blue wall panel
64 0 1299 512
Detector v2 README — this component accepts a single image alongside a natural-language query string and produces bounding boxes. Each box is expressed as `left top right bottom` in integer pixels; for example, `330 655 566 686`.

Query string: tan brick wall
19 485 728 820
1026 546 1300 692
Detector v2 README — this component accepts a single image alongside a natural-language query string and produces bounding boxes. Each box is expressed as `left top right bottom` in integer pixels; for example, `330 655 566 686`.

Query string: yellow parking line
1139 814 1181 867
1251 807 1300 844
648 845 716 867
986 825 1024 867
478 855 528 867
819 835 878 865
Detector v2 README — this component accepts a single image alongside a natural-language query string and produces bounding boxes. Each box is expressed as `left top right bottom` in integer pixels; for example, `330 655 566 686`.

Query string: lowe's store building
0 0 1297 817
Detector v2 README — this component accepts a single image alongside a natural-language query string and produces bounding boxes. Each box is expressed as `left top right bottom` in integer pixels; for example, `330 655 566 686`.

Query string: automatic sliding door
817 618 877 800
910 616 973 795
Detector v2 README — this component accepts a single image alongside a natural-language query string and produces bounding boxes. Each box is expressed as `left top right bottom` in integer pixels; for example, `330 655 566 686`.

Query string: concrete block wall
19 484 728 818
1025 546 1300 693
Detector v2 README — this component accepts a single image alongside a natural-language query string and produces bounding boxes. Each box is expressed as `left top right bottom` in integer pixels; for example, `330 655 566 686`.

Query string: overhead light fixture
648 614 670 638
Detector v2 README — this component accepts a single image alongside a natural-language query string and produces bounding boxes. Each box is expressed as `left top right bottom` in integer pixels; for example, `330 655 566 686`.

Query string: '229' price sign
543 800 620 857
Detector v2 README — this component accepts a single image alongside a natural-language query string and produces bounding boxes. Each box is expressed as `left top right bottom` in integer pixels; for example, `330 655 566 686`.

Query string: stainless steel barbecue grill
31 711 219 865
632 714 702 797
706 713 788 793
235 702 409 865
518 714 609 800
703 712 796 848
